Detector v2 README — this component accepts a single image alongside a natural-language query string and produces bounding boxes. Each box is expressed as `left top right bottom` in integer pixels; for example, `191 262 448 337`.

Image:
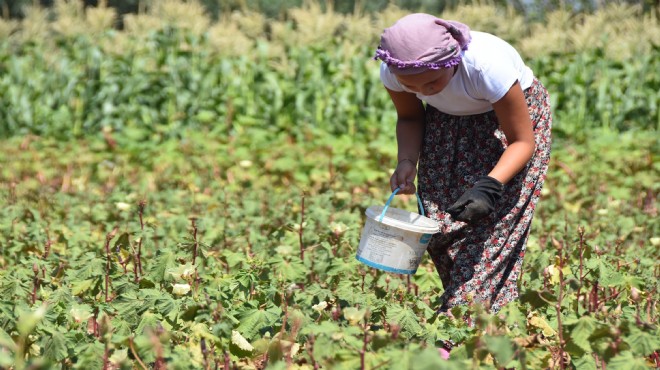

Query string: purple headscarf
375 13 472 75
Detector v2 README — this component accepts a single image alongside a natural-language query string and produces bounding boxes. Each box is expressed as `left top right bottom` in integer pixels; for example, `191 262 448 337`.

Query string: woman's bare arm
489 81 536 184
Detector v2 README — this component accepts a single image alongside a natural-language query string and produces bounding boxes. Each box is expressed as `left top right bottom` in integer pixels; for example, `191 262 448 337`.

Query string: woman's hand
384 87 425 195
390 159 417 194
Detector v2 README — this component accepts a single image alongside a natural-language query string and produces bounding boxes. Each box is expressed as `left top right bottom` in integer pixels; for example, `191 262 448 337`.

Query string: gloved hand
446 176 503 223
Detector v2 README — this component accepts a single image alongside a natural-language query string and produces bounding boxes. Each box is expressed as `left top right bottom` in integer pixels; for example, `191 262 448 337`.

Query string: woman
374 13 552 313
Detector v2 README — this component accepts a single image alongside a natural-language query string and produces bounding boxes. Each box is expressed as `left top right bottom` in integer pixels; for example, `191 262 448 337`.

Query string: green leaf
382 345 456 370
301 321 342 336
17 305 46 336
47 286 74 306
148 250 176 283
528 313 556 337
334 279 364 305
411 267 442 293
0 277 29 299
625 327 660 356
269 255 306 282
0 327 16 351
483 335 516 367
67 253 105 280
114 292 145 325
71 279 95 296
572 354 597 370
136 311 163 335
568 315 598 353
0 350 12 367
500 304 527 335
606 351 653 370
42 331 68 362
415 300 435 320
386 304 423 338
300 284 333 305
72 342 105 370
237 305 282 339
113 232 130 251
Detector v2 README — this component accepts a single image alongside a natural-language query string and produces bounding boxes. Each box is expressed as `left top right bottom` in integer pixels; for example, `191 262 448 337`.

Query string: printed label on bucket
356 218 430 275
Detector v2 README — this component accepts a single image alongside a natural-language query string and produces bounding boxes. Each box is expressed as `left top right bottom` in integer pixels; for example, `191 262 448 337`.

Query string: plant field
0 1 658 369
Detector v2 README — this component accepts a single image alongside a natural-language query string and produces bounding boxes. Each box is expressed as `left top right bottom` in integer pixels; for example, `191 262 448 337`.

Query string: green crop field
0 1 658 369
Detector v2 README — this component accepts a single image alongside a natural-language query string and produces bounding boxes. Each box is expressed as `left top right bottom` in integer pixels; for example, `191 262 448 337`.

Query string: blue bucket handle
379 187 426 222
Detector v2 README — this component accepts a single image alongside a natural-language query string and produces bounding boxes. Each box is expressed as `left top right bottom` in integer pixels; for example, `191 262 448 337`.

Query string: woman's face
395 67 456 96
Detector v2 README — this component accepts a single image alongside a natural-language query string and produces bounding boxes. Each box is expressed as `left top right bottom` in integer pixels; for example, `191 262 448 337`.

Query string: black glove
446 176 503 224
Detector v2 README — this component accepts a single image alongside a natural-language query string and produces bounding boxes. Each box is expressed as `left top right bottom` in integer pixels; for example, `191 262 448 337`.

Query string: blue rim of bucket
356 255 416 275
379 187 426 222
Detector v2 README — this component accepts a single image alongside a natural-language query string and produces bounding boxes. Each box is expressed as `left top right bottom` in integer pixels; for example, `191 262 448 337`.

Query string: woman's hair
374 13 471 75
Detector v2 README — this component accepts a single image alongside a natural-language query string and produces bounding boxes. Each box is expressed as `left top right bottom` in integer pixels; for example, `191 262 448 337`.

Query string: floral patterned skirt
418 78 552 313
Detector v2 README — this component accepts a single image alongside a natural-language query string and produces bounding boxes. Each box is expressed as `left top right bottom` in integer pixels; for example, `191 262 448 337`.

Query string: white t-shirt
380 31 534 116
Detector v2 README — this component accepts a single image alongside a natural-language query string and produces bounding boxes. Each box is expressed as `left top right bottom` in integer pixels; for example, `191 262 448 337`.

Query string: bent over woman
375 13 552 313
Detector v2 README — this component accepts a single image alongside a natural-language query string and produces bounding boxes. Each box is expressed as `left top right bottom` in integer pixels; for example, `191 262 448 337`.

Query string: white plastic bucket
356 189 439 274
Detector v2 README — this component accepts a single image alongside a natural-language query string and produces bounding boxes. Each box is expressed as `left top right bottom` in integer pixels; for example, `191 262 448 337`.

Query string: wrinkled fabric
375 13 471 75
418 79 552 313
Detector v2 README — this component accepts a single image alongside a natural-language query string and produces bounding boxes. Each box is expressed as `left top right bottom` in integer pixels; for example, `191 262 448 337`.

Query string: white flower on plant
181 267 194 279
167 264 195 280
172 283 191 296
329 222 348 236
70 306 92 323
312 301 328 312
115 202 131 211
290 343 300 357
231 330 254 351
287 283 299 293
239 160 252 168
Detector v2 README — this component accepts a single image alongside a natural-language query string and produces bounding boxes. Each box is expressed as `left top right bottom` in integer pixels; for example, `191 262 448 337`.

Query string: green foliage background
0 0 658 369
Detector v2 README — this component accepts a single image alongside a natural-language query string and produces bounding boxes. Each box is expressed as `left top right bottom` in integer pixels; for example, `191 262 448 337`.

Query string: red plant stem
117 246 128 274
201 338 210 370
31 263 39 305
360 322 369 370
102 341 110 370
328 146 334 181
299 194 306 261
93 308 99 337
132 254 139 283
191 218 199 266
556 241 566 370
308 334 319 370
104 227 118 302
137 201 146 278
151 328 167 370
44 229 51 258
222 190 229 250
590 282 599 313
576 227 585 314
224 350 231 370
280 290 289 338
